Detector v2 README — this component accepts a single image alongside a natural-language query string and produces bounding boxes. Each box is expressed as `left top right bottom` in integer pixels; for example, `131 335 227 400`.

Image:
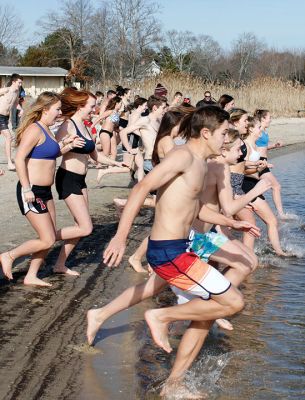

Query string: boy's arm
198 204 260 237
104 149 193 267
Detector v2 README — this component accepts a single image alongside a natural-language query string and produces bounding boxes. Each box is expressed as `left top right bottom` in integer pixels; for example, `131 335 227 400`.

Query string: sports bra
69 118 95 154
248 143 261 162
237 140 247 163
256 130 269 147
109 112 120 124
27 122 60 160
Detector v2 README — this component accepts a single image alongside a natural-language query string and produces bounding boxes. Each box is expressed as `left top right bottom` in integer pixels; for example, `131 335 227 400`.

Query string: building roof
0 66 68 77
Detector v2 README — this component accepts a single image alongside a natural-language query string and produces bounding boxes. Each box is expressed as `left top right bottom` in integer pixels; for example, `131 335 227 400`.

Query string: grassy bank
98 74 305 117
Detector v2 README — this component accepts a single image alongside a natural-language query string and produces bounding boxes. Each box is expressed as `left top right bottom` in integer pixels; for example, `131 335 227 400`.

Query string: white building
0 66 68 97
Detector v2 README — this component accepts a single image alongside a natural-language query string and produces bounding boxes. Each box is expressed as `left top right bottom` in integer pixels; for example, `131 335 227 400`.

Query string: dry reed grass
97 73 305 117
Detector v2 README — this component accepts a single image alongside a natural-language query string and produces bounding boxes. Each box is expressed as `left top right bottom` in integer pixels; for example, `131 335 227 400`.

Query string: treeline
1 0 305 86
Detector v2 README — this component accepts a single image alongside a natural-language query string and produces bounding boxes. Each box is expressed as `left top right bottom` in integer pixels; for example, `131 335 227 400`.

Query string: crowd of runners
0 73 293 398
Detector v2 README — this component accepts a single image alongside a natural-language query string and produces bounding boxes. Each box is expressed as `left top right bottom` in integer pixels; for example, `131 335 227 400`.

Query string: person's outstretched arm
103 148 193 267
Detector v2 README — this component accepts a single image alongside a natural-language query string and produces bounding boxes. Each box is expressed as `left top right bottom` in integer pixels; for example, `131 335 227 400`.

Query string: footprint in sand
68 343 102 355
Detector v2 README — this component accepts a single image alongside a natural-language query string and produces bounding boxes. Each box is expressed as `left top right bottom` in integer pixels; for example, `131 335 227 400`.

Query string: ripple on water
136 149 305 400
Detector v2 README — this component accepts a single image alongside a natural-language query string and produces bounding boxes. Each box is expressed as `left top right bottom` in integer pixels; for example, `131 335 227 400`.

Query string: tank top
69 118 95 154
256 130 269 147
27 122 60 160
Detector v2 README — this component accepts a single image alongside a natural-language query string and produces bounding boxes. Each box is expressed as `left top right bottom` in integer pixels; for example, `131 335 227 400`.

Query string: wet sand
0 122 304 399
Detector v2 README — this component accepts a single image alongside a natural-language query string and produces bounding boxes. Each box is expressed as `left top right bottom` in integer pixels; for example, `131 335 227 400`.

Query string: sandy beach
0 118 304 400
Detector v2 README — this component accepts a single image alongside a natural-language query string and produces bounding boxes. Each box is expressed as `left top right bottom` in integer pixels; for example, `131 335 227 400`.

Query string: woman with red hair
54 88 123 275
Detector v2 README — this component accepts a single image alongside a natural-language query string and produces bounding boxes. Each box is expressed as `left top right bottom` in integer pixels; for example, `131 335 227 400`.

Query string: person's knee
41 234 56 250
227 292 245 315
80 221 93 237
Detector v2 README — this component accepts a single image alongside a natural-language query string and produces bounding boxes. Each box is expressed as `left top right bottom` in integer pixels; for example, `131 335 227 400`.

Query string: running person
254 109 289 219
0 92 83 285
89 106 259 397
0 74 23 170
53 88 123 275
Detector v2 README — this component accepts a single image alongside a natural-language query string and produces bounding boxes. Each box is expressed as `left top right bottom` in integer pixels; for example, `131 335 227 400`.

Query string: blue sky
14 0 304 51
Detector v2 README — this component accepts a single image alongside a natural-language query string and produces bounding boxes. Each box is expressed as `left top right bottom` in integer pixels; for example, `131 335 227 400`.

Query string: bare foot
87 308 106 346
278 213 298 221
24 276 52 287
145 309 172 353
0 169 4 176
128 254 147 273
215 318 233 331
53 266 80 276
0 252 13 280
275 249 294 257
113 198 127 218
160 379 206 399
8 164 16 171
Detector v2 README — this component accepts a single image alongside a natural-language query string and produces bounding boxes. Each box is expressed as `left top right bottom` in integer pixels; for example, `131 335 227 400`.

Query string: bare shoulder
164 145 194 166
58 119 74 135
24 123 43 137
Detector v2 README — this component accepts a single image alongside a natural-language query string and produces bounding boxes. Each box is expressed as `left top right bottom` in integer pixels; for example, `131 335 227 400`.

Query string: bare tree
0 4 25 49
231 32 265 83
111 0 160 80
165 30 196 72
89 5 113 83
191 35 222 82
38 0 93 69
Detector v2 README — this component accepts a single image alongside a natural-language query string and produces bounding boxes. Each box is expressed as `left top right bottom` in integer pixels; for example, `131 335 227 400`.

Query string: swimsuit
69 119 95 154
0 114 9 131
16 122 59 215
55 167 87 200
99 129 114 139
146 238 231 300
27 122 60 160
16 182 53 215
256 131 269 147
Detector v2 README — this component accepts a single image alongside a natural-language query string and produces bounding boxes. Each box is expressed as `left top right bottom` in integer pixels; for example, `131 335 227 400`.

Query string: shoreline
0 122 304 399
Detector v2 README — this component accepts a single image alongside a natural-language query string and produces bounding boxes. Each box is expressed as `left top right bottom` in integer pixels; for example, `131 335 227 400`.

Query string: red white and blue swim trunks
146 238 231 300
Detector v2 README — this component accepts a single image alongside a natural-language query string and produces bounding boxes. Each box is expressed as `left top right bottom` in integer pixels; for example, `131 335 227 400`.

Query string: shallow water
138 149 305 399
84 149 305 400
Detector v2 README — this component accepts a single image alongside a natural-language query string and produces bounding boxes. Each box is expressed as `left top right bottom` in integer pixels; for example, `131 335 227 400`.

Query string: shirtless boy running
119 95 167 174
0 74 23 170
89 106 259 397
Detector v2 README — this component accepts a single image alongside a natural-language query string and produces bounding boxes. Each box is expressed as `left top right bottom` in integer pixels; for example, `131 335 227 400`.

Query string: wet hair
106 96 122 111
106 89 116 97
224 128 241 150
229 108 247 125
116 85 130 98
152 106 195 166
95 91 104 97
16 91 61 146
218 94 234 109
174 91 183 97
254 109 269 121
179 105 229 141
147 95 166 111
60 87 96 118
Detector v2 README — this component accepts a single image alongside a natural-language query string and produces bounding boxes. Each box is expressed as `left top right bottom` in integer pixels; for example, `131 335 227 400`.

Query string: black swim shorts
16 181 53 215
0 114 9 131
55 167 87 200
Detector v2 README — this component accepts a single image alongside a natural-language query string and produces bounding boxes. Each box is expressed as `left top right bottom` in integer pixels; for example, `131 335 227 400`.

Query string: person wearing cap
154 83 168 98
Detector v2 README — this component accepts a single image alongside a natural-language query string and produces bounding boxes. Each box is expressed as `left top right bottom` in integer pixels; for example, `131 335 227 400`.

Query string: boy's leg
87 273 167 345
